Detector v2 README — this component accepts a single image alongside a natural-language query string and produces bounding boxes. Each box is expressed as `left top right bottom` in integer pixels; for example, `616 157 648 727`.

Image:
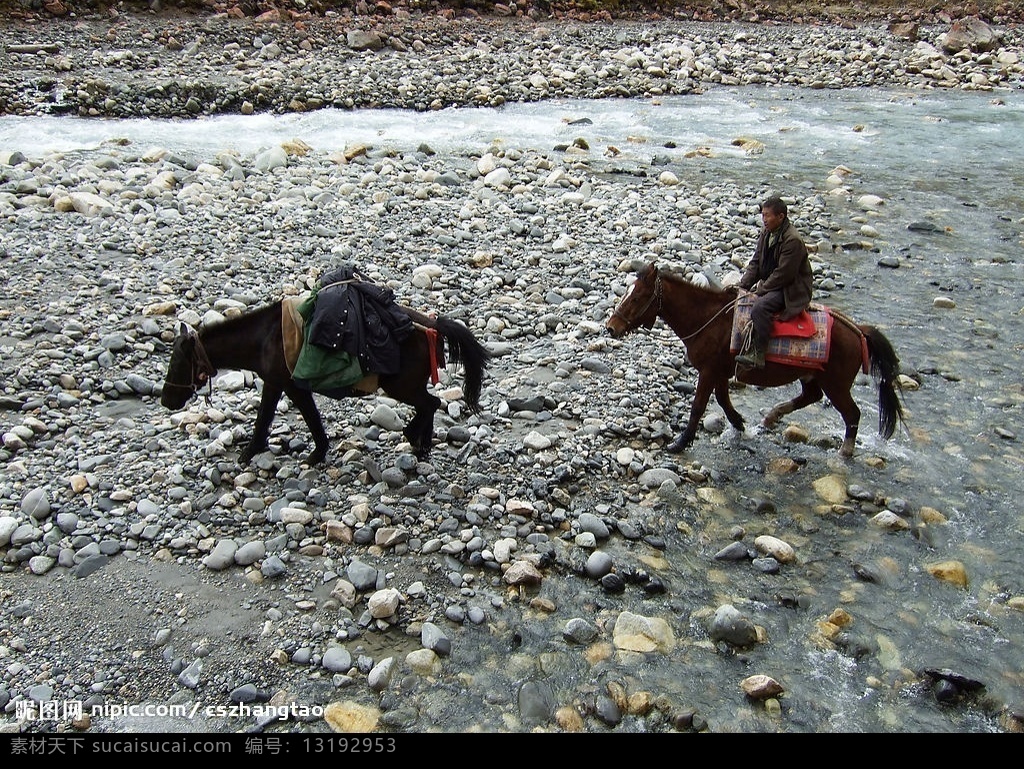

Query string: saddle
730 293 833 369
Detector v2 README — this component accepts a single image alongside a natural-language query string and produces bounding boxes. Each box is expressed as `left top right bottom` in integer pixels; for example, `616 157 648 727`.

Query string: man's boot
736 334 767 368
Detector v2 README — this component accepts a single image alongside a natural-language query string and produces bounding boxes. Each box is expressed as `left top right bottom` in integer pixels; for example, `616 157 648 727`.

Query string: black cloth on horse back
306 264 413 375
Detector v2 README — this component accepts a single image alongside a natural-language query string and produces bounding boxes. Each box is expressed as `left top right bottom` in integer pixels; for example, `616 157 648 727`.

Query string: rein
677 296 741 342
163 328 217 403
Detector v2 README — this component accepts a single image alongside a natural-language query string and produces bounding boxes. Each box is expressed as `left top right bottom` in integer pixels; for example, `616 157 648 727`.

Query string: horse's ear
177 321 189 337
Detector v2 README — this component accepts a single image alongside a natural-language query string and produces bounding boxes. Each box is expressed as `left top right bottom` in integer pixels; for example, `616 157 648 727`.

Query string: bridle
611 269 742 342
610 272 664 327
163 326 217 403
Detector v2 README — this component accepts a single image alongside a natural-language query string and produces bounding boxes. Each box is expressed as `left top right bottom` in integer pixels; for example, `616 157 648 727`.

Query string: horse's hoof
665 435 689 453
307 450 327 466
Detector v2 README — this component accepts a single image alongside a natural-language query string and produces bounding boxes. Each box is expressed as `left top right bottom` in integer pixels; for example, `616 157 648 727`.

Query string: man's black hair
760 196 788 217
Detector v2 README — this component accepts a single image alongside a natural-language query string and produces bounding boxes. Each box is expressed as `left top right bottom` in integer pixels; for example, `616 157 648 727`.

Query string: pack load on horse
160 265 491 465
605 262 906 457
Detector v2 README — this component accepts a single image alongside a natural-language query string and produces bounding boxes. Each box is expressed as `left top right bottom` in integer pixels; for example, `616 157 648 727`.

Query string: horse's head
606 262 662 338
160 322 215 410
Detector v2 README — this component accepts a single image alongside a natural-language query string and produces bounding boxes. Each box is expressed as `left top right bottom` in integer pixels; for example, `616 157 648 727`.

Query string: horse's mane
657 267 729 296
199 300 282 337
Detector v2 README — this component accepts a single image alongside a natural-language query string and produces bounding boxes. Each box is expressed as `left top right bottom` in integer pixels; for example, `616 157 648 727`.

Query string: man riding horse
735 196 813 369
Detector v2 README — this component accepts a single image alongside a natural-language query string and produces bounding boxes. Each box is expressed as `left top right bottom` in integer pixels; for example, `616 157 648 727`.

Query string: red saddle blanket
730 294 833 369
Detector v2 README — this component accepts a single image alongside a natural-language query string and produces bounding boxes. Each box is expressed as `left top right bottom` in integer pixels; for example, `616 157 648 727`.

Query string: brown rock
926 559 969 589
741 674 785 700
941 16 1000 53
889 21 919 40
44 0 68 16
554 705 585 731
503 559 543 586
324 701 381 732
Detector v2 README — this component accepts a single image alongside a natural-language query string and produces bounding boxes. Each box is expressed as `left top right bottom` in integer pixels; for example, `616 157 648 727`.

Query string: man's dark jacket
306 265 413 375
739 218 813 320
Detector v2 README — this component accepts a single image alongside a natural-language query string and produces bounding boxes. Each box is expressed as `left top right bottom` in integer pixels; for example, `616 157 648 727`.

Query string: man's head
760 196 787 231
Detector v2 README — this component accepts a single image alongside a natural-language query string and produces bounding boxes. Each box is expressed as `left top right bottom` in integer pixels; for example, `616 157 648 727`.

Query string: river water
2 85 1022 732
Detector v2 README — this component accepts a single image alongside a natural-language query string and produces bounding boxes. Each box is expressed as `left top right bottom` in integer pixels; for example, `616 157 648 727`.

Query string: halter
163 326 217 403
611 272 664 327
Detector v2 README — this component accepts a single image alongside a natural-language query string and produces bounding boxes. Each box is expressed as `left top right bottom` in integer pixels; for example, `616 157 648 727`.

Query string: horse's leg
667 373 717 453
379 371 441 460
238 383 283 465
820 383 860 458
283 383 330 465
382 330 446 460
404 392 441 459
713 380 745 432
763 379 824 431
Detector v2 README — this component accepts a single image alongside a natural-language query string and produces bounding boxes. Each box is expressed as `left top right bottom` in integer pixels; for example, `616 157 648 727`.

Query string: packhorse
160 300 490 465
605 262 906 457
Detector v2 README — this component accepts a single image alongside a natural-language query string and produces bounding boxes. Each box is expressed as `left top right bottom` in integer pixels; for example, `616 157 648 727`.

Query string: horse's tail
435 316 491 413
863 325 906 439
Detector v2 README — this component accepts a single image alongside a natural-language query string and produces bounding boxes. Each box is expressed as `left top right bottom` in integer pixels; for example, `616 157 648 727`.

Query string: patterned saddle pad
729 294 833 369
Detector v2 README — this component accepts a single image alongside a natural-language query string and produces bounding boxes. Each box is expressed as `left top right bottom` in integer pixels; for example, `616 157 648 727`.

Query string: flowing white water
4 86 1013 168
5 85 1021 234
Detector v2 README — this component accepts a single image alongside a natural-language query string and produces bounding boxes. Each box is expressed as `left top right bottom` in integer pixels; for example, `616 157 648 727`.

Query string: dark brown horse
606 262 905 457
160 301 490 465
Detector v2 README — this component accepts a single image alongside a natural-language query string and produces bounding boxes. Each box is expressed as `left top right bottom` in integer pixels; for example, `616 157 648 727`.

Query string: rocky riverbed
2 9 1023 118
1 10 1024 734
